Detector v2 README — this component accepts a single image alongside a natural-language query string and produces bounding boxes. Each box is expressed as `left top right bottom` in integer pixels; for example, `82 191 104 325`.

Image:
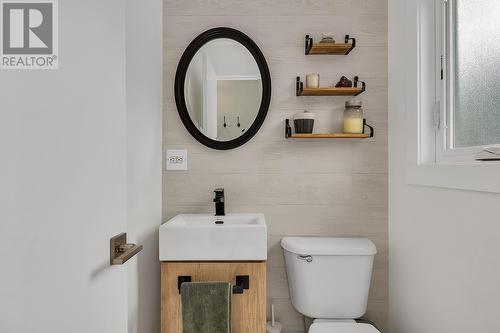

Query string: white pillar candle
306 73 320 88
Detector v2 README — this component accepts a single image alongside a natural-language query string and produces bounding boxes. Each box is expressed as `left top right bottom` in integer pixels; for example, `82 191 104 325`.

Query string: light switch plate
166 149 187 170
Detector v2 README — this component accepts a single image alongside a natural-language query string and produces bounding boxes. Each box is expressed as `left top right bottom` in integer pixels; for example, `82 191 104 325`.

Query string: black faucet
213 188 225 216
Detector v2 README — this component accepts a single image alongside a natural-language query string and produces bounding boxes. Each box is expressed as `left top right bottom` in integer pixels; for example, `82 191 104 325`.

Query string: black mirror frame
174 27 272 150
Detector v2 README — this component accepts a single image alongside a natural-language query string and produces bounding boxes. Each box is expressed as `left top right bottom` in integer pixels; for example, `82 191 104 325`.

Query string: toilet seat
309 322 380 333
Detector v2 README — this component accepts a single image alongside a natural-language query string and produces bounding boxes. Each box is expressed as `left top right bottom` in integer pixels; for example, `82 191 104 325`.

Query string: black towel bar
177 275 250 294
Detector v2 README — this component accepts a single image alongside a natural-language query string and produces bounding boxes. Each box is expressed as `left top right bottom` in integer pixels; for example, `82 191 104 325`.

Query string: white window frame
402 0 500 193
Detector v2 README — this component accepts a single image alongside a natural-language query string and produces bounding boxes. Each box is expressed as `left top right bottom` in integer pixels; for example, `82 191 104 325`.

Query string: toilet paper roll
266 321 283 333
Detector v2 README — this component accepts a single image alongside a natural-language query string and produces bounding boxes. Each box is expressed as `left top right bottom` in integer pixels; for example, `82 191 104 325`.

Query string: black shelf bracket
305 35 313 55
353 76 366 96
177 275 250 294
363 119 375 138
285 119 292 138
296 76 304 96
344 35 356 55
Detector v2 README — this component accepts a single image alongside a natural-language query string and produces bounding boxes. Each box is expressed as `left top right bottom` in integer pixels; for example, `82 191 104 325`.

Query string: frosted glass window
452 0 500 147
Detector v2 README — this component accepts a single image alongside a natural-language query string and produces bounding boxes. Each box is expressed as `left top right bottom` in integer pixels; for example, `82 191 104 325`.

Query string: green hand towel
181 282 232 333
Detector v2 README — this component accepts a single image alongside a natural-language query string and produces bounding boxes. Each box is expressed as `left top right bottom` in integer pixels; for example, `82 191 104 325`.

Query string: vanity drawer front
161 261 266 333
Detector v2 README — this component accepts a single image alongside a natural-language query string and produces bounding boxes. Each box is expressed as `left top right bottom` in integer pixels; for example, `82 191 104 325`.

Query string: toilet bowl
281 237 380 333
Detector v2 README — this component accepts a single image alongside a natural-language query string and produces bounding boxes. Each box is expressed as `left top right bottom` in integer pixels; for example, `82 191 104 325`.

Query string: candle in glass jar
343 100 364 134
343 118 364 134
306 73 320 88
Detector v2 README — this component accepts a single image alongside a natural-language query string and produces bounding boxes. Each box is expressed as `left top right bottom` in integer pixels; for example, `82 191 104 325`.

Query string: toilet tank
281 237 376 319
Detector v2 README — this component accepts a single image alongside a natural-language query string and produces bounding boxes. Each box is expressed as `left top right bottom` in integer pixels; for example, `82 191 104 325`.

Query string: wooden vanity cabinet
161 261 266 333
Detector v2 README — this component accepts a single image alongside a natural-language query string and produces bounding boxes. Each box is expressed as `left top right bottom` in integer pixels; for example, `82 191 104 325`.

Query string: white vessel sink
159 214 267 261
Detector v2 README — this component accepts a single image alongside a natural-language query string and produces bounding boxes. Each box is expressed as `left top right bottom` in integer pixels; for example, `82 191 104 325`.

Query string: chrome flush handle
298 255 313 263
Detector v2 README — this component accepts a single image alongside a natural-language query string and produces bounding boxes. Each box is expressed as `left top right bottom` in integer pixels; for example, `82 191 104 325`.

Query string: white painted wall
125 0 162 333
389 1 500 332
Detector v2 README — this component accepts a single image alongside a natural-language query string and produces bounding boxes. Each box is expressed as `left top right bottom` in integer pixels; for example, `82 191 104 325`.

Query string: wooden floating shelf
299 87 364 96
289 133 370 139
308 44 353 55
305 35 356 55
285 119 374 139
296 76 366 96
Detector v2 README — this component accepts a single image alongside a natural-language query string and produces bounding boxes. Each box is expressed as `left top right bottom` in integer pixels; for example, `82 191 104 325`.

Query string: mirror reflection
184 38 263 142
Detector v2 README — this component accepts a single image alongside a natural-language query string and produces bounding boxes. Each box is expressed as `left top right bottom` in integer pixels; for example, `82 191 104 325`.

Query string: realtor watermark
1 0 58 69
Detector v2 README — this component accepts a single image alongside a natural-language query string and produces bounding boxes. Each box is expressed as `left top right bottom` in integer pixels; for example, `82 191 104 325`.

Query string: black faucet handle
213 188 225 216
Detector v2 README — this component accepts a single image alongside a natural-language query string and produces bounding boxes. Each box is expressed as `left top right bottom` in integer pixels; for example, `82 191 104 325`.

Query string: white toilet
281 237 380 333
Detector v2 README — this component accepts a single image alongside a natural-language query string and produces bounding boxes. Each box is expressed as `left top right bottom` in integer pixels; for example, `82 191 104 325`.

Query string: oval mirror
175 27 271 150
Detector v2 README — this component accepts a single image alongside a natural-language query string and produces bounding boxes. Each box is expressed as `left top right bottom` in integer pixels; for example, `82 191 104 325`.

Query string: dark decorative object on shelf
335 76 353 88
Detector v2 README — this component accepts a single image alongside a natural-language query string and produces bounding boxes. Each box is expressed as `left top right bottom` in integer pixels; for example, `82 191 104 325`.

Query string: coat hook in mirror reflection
223 116 227 128
237 116 241 127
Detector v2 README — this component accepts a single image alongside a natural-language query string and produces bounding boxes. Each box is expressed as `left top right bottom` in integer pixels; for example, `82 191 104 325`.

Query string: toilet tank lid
281 237 377 256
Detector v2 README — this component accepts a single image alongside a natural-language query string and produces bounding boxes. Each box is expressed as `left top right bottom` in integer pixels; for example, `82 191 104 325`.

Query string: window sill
406 161 500 194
